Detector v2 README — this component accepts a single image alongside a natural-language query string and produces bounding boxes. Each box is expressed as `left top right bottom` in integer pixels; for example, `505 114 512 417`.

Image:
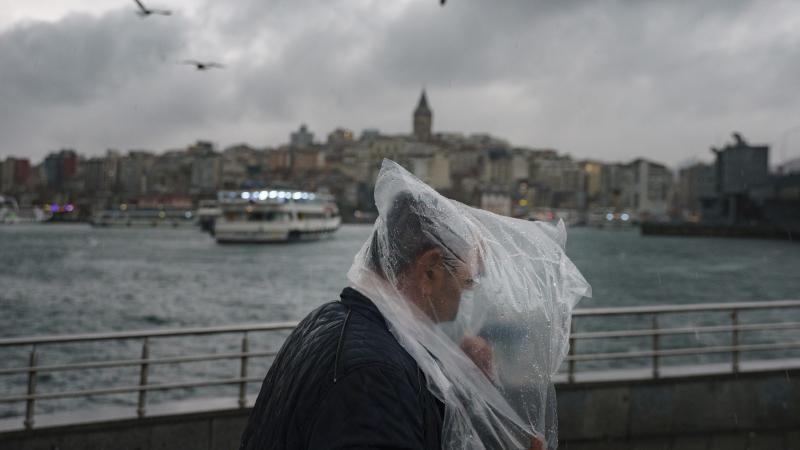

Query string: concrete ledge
0 406 250 450
557 367 800 441
2 367 798 449
561 430 799 450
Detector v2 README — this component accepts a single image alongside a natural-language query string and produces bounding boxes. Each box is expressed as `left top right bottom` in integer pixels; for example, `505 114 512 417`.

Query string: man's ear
417 248 443 280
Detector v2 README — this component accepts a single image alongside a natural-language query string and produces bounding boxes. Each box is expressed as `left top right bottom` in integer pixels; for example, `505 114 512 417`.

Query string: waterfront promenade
1 299 798 449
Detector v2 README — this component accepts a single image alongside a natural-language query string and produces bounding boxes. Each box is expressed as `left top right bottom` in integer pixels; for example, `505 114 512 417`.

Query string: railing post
137 337 150 418
651 316 660 379
731 310 739 373
567 321 576 383
239 333 250 408
24 345 38 430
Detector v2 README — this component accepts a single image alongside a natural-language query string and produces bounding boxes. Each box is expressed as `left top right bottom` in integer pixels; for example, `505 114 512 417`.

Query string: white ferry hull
214 189 341 244
214 220 341 244
92 219 196 228
215 228 339 243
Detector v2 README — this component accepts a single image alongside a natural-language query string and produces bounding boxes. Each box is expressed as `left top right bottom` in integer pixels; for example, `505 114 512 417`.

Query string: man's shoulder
281 301 351 368
338 303 420 382
286 296 420 389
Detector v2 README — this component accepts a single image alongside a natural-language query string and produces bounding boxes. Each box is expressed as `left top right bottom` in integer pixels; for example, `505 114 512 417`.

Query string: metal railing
1 300 800 430
564 299 800 382
0 322 297 430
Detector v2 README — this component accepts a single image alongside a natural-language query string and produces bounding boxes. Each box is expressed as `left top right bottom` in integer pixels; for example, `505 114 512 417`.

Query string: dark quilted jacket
239 287 444 449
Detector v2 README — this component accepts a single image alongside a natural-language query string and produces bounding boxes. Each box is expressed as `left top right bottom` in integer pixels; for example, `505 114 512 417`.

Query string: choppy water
1 224 799 418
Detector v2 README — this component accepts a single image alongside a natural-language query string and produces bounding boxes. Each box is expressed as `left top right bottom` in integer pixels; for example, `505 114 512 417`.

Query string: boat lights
224 189 320 202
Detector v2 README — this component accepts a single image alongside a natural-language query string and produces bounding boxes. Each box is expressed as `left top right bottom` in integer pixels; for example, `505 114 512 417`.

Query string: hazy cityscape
2 1 800 449
2 90 799 231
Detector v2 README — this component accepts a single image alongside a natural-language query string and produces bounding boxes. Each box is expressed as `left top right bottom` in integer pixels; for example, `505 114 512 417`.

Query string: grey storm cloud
2 0 800 165
0 11 185 106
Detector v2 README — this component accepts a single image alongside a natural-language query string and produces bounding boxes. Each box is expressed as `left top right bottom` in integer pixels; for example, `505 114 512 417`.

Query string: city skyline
2 1 800 166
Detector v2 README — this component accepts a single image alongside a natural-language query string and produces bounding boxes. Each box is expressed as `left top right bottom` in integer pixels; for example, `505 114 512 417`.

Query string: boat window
298 212 327 221
246 211 286 221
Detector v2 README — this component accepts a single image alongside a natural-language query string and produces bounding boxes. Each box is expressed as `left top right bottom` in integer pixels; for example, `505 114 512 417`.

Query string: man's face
428 248 480 322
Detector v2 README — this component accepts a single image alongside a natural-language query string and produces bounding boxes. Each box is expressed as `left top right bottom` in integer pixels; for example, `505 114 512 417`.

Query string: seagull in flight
181 60 225 71
133 0 172 17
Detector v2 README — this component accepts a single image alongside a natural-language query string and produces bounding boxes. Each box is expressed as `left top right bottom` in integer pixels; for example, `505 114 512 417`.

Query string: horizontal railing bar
565 341 800 362
572 321 800 340
573 299 800 317
0 350 278 376
0 322 298 347
1 300 797 348
4 340 798 402
0 376 265 403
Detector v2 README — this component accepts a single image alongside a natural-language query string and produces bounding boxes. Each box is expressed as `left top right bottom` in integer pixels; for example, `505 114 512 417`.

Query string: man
239 191 478 449
241 159 576 449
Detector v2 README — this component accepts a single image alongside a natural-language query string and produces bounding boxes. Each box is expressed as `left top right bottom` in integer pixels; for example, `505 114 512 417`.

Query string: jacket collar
339 287 386 326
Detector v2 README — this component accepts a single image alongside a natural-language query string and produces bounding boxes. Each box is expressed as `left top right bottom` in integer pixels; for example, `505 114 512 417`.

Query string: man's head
368 191 481 323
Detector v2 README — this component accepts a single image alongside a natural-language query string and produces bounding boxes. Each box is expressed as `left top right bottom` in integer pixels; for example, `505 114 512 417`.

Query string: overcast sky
1 0 799 167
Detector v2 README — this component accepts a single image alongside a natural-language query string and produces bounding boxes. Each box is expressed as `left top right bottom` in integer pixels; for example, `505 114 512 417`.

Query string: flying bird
133 0 172 17
181 60 225 71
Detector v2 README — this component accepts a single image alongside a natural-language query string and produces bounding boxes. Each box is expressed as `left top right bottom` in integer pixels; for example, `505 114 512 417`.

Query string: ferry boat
0 195 20 224
196 199 222 233
0 196 47 224
214 189 341 243
588 208 637 228
91 207 196 227
528 208 584 227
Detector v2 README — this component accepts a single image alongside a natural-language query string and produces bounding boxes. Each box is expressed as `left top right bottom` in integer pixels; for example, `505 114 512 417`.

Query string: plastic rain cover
347 160 591 450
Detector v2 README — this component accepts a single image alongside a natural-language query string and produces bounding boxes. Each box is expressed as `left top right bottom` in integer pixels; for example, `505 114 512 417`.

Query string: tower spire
413 88 433 140
417 89 429 110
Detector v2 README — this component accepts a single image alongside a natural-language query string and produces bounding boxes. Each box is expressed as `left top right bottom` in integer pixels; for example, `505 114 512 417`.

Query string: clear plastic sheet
347 159 592 449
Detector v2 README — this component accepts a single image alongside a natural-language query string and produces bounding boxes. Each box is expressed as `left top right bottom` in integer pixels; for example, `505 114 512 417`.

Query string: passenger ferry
588 208 637 228
91 207 196 227
214 189 341 243
196 199 222 233
1 196 50 224
0 195 20 224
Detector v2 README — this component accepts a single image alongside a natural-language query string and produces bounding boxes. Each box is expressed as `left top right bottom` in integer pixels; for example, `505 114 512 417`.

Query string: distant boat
529 208 585 227
196 199 222 233
0 196 47 224
214 189 341 243
587 208 637 228
0 195 19 224
91 207 196 228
